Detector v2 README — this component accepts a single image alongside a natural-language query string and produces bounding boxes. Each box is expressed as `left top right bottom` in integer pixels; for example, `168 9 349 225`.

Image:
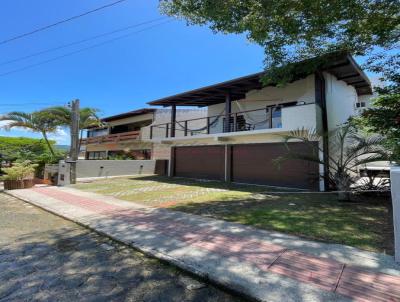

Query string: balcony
81 130 140 145
149 103 318 140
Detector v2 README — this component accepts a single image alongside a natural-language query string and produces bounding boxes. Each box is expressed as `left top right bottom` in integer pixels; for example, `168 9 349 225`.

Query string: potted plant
2 161 38 190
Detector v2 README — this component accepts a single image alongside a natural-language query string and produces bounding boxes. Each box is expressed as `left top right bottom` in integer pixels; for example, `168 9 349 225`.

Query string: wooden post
170 104 176 138
224 92 232 132
269 107 273 128
184 120 188 136
166 123 169 138
206 117 210 134
150 125 153 139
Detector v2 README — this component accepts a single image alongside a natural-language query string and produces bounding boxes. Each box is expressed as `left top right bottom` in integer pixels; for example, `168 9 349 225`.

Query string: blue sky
0 0 373 144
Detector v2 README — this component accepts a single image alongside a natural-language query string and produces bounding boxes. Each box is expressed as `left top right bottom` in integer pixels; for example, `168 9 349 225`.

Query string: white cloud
48 127 70 145
0 120 11 128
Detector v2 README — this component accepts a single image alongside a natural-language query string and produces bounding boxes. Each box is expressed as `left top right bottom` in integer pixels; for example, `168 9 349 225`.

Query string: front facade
146 53 373 191
81 108 206 160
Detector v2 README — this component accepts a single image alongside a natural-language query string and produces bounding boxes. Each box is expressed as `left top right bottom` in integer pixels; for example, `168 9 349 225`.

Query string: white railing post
391 166 400 263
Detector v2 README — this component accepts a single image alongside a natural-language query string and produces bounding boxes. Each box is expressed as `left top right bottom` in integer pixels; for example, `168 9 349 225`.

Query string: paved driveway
0 193 243 302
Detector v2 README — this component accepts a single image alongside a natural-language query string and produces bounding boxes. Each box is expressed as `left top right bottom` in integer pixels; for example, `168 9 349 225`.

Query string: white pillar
391 166 400 263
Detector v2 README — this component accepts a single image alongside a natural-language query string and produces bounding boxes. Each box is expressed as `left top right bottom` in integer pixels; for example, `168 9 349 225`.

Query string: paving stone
9 185 400 302
0 193 242 302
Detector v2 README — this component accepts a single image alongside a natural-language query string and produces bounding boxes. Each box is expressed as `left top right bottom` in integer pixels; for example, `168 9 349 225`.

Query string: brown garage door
173 146 225 181
231 142 319 190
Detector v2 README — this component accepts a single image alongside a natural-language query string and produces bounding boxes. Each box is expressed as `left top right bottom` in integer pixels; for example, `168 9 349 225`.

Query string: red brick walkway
32 187 400 302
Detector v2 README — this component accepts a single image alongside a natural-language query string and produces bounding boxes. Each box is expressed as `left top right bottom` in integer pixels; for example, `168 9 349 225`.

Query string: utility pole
69 99 80 184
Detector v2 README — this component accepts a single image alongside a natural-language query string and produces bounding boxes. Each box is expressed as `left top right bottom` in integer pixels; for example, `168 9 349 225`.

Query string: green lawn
72 175 393 254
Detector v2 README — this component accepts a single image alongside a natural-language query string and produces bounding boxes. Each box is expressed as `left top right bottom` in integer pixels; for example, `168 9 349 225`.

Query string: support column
224 92 232 132
315 71 329 191
225 145 232 182
169 146 176 177
170 104 176 138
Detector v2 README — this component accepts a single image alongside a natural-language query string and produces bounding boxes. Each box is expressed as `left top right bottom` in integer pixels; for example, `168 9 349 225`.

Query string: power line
0 102 66 107
0 0 129 46
0 20 173 77
0 17 167 67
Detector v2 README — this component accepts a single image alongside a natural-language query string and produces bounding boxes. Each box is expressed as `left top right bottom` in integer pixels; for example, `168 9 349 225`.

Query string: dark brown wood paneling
174 146 225 181
232 142 319 190
155 159 168 176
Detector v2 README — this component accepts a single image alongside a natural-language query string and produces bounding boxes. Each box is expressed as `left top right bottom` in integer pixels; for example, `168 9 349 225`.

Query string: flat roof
101 108 155 122
148 53 372 107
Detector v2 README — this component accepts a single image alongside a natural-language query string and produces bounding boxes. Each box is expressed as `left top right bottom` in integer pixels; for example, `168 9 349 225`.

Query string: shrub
2 161 38 180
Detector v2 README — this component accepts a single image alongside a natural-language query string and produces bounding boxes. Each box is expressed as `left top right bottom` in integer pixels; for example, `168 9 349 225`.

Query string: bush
2 161 38 180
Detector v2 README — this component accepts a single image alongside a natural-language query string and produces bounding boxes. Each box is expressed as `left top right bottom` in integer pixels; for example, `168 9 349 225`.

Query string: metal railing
149 105 283 139
81 130 140 144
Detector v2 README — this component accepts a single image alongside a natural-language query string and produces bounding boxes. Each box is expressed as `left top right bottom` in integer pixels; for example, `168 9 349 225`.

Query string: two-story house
146 53 373 191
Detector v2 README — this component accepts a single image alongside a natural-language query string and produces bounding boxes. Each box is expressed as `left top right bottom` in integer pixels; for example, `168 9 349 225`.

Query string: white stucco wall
107 113 154 127
207 75 317 134
391 167 400 263
324 72 358 131
58 160 157 185
143 108 207 139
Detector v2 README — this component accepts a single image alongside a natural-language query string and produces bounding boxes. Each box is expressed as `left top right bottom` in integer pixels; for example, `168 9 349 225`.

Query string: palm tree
0 111 59 156
45 106 102 155
275 124 389 200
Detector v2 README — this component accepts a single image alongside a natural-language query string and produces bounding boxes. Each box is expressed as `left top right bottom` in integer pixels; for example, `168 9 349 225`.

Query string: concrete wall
207 75 316 134
142 108 207 139
106 113 154 127
324 72 358 131
391 166 400 263
58 160 157 185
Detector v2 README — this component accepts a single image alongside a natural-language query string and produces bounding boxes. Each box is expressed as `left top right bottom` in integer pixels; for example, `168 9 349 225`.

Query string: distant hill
55 145 70 152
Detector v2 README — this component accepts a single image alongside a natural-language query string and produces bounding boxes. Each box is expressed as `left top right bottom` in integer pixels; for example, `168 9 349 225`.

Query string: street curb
3 190 259 302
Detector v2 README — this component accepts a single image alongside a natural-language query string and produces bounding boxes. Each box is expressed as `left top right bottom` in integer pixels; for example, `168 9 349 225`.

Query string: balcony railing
149 105 284 139
81 130 140 145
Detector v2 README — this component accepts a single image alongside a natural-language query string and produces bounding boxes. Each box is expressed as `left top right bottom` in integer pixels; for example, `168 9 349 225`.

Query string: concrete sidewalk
7 185 400 302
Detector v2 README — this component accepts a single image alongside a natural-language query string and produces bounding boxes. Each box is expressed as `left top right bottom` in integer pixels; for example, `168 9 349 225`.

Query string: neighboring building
146 53 374 191
81 108 206 160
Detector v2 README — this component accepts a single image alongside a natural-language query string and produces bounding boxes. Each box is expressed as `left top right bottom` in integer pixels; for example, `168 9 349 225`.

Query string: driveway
0 193 243 302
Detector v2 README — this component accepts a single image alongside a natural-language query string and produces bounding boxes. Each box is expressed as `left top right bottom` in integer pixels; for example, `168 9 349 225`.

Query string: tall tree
357 53 400 162
45 106 102 154
160 0 399 78
0 111 59 156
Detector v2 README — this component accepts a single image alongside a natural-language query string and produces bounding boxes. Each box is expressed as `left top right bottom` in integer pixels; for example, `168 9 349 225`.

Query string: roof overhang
148 53 372 107
101 108 155 122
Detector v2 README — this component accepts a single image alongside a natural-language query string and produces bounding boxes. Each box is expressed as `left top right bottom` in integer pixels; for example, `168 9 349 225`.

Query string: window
271 107 282 128
86 151 107 160
355 102 366 108
87 128 108 138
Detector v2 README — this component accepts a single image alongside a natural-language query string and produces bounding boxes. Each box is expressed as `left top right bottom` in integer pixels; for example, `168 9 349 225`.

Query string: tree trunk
42 131 55 157
337 181 351 202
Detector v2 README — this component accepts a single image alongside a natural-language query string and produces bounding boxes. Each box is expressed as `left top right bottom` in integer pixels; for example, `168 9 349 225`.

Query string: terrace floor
72 175 394 254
